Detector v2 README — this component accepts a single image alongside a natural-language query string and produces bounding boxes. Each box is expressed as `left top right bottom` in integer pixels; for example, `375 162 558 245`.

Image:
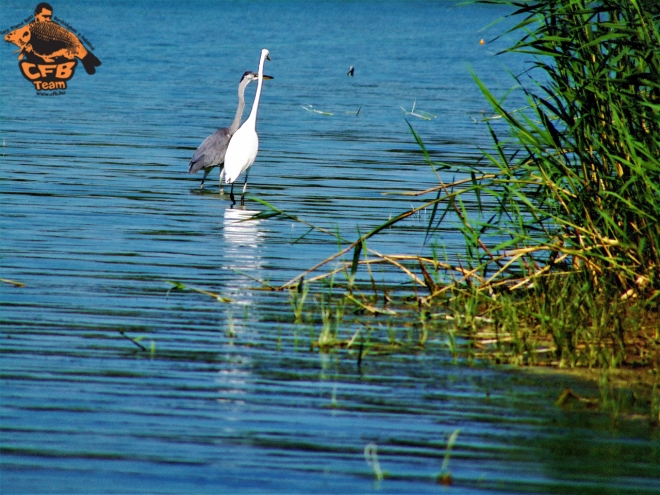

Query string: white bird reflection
222 208 265 296
215 208 266 410
224 208 263 249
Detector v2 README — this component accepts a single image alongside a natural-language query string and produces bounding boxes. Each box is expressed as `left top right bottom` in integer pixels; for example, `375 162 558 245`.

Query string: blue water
1 1 659 493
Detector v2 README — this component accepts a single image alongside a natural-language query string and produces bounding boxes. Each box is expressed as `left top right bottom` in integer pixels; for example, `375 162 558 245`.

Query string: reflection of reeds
364 442 384 482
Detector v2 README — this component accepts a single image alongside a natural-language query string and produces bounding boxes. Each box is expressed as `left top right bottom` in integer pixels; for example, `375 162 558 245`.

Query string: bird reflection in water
215 208 265 407
223 208 264 302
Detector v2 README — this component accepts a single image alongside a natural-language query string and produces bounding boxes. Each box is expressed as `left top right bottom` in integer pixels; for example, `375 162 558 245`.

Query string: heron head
240 71 258 83
240 71 273 83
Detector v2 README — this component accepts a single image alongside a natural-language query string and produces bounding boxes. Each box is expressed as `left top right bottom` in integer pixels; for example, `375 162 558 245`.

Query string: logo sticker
2 2 101 95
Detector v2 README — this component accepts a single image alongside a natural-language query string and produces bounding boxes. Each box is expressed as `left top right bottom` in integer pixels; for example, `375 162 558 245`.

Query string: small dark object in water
357 339 364 370
555 387 599 408
437 473 452 486
347 65 354 76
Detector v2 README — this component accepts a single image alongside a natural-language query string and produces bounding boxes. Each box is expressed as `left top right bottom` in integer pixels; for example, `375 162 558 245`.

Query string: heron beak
262 74 274 80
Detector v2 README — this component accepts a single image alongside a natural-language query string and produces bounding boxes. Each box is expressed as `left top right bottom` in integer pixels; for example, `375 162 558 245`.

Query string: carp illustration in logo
3 3 101 93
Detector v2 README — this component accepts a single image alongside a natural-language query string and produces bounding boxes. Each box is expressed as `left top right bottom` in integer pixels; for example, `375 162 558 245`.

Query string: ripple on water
2 1 659 494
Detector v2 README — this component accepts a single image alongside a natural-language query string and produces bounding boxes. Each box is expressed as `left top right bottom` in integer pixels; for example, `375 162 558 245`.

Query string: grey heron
224 48 271 205
188 70 272 189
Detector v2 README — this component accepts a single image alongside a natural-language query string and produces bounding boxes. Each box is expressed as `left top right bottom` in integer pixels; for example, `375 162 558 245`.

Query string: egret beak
262 74 274 80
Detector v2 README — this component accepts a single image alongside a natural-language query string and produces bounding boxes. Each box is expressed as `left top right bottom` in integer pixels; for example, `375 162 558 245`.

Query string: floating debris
1 278 26 287
301 104 333 116
401 100 436 120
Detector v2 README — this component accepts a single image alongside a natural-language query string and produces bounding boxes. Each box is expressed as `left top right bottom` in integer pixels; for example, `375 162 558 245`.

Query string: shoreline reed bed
257 0 660 372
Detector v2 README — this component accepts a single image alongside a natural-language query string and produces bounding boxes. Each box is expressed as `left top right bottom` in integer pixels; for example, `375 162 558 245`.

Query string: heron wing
188 127 232 174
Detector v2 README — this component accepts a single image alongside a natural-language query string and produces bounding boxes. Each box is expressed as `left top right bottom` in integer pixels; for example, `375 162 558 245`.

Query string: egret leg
200 168 211 189
229 182 236 205
240 172 249 206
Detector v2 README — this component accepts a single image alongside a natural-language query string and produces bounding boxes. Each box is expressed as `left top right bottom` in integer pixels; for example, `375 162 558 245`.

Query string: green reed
470 0 660 295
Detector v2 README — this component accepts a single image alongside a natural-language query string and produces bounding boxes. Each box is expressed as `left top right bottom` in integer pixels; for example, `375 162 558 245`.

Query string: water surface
1 1 658 493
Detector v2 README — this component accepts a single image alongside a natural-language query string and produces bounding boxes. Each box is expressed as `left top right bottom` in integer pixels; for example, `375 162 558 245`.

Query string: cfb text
19 61 76 89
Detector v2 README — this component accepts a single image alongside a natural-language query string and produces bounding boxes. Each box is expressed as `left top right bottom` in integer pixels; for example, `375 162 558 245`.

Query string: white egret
224 48 271 205
188 70 273 189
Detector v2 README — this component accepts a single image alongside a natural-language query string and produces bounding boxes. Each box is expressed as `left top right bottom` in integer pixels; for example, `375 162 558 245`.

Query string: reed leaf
469 0 660 294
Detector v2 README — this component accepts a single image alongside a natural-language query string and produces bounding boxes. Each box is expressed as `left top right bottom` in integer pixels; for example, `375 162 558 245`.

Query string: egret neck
246 50 270 127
